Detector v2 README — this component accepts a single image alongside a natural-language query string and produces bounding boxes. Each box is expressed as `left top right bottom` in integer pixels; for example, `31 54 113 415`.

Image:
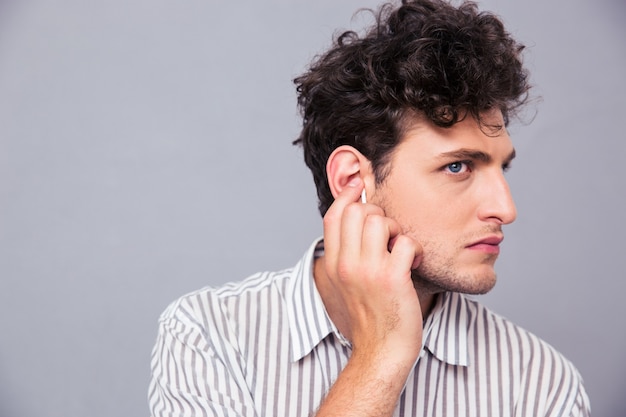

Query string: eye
445 161 471 174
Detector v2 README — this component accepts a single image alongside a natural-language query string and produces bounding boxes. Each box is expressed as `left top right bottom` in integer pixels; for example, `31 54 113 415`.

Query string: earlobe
326 145 372 198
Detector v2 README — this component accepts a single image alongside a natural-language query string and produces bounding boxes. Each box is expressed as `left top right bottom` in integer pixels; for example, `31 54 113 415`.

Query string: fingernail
347 177 361 187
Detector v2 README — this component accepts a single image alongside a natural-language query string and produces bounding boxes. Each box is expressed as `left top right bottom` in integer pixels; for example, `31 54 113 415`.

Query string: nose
478 171 517 225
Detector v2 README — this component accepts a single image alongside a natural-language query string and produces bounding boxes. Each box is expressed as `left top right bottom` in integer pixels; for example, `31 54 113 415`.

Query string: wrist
349 343 418 385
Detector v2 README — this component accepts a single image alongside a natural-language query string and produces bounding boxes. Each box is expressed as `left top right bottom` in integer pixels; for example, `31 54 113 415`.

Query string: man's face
372 110 516 295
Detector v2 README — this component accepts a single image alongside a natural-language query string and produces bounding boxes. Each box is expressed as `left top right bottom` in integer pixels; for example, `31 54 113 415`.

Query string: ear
326 145 373 199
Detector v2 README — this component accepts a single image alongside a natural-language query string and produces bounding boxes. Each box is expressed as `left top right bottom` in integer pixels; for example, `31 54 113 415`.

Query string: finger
338 202 367 267
336 201 388 277
360 214 402 265
323 179 365 272
388 234 423 278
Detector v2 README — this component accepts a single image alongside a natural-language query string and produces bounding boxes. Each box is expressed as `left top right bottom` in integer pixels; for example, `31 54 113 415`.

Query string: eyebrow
436 148 516 165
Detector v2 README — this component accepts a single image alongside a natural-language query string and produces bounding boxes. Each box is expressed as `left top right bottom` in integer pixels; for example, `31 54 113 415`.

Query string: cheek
416 190 474 229
409 200 456 229
379 176 469 236
402 205 467 248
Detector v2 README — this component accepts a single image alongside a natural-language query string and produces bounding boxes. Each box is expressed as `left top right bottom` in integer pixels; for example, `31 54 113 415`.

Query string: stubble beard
410 240 499 297
374 194 500 297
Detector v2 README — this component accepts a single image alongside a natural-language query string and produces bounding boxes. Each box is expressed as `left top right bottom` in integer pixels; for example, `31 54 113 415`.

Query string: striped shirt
149 239 590 417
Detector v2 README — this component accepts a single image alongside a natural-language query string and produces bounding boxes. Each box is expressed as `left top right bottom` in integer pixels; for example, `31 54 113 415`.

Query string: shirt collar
286 238 470 367
422 291 470 367
286 238 340 362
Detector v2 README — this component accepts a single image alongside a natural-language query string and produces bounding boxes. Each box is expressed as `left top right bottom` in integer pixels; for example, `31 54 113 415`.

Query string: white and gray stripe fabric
149 239 590 417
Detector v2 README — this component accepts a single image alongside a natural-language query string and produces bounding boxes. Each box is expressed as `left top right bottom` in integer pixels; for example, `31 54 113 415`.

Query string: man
149 0 590 416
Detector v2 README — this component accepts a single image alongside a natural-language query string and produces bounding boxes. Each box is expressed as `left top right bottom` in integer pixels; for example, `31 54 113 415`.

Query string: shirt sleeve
568 385 591 417
543 360 592 417
148 296 258 417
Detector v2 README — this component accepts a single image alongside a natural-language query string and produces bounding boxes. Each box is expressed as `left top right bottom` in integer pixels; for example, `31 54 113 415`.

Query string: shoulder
158 267 295 329
454 293 590 415
457 293 576 368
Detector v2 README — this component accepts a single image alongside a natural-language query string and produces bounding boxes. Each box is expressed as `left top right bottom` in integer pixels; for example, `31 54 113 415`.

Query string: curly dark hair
293 0 530 216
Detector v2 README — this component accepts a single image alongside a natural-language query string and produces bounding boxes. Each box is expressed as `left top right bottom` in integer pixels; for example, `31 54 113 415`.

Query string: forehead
394 111 514 163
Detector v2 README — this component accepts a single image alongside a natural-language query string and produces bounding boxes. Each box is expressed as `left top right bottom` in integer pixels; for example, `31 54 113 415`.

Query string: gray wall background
0 0 624 416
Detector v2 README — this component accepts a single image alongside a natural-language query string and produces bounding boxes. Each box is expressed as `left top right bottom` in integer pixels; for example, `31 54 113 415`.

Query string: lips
466 235 503 254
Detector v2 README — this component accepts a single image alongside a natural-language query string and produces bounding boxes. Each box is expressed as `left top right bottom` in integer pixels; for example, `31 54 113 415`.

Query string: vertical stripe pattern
149 239 591 417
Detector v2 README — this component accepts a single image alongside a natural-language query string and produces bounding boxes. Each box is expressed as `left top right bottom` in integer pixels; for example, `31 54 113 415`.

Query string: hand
321 178 424 364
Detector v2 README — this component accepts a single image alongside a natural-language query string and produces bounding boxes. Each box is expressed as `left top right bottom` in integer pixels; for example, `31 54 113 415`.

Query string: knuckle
363 214 385 230
395 234 419 251
323 210 343 229
323 206 339 223
395 234 413 245
336 260 354 281
342 202 362 218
